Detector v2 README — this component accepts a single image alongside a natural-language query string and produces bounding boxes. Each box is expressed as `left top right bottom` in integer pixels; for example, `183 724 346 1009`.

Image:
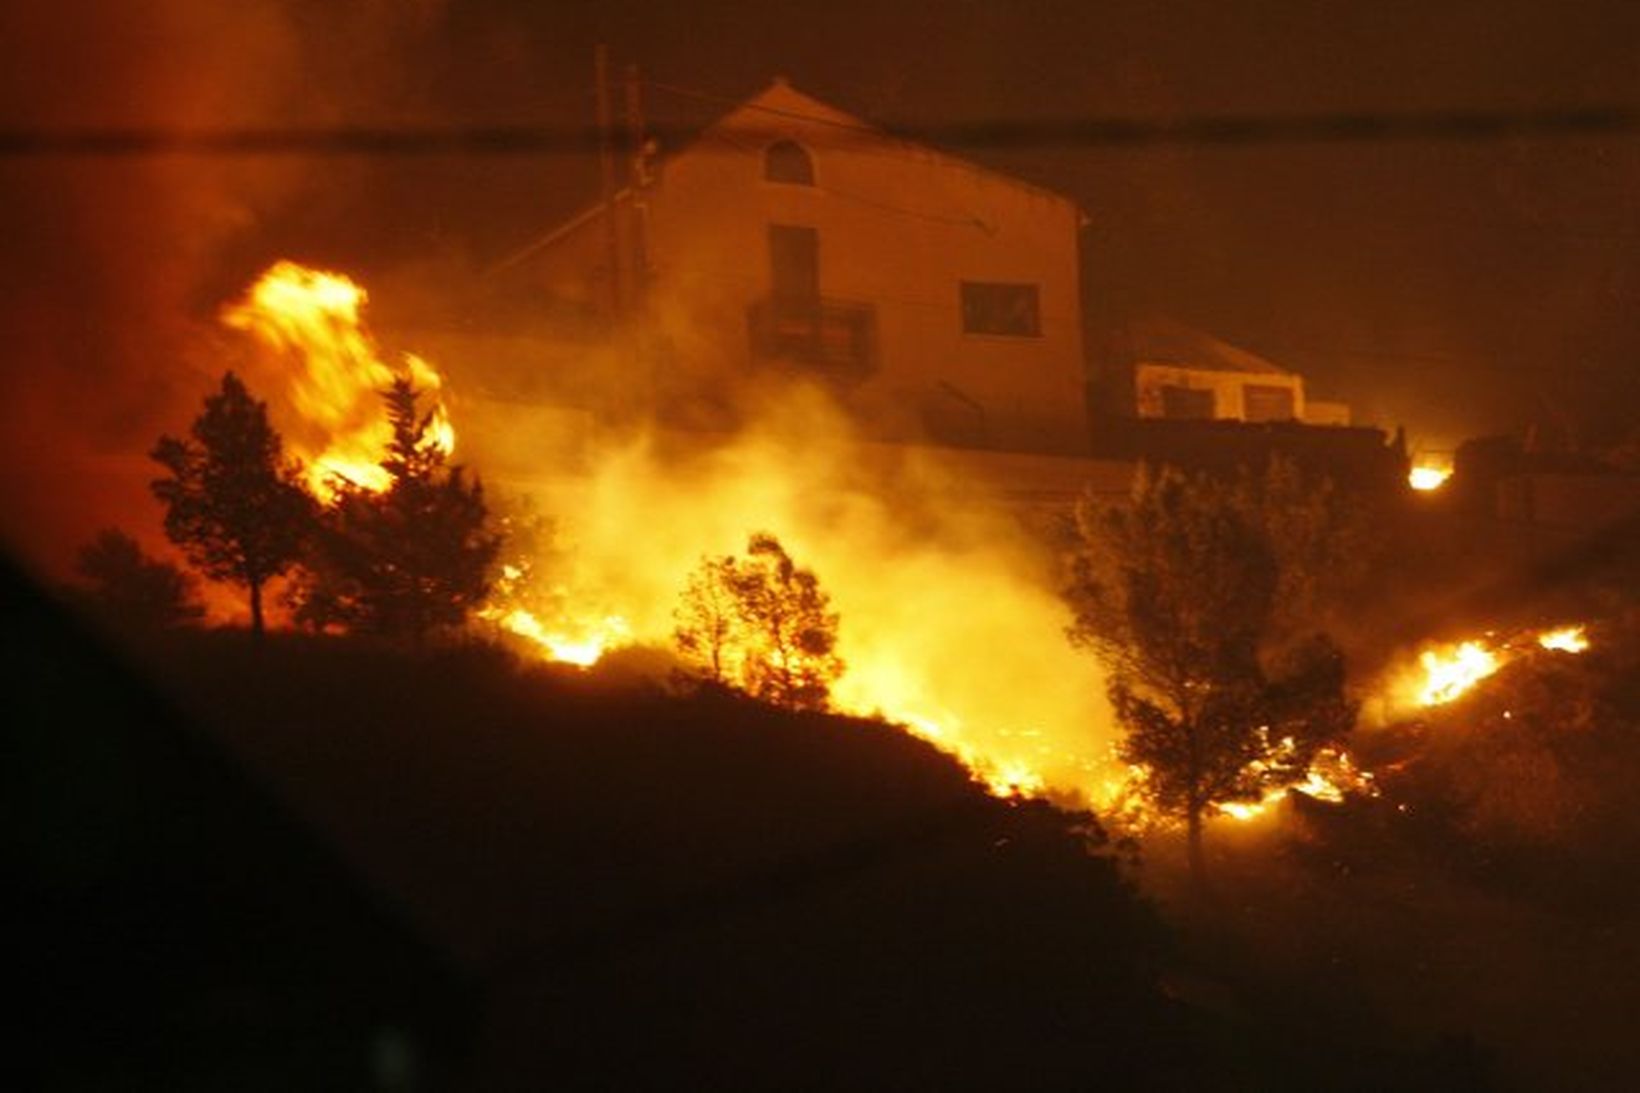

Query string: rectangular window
1160 385 1216 420
959 281 1040 337
1243 383 1296 422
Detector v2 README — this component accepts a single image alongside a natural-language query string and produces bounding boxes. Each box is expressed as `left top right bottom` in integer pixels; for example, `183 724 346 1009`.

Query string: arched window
763 140 815 185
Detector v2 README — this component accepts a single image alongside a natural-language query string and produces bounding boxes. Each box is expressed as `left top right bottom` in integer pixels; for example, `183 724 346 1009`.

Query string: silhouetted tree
674 554 740 685
1065 464 1356 887
674 533 842 710
74 528 204 630
293 378 500 643
151 372 313 636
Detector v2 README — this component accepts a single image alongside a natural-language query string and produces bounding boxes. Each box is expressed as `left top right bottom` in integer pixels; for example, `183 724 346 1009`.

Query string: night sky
1 0 1637 561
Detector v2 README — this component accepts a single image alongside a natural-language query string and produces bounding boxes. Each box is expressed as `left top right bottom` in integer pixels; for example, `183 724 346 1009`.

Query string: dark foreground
15 560 1506 1090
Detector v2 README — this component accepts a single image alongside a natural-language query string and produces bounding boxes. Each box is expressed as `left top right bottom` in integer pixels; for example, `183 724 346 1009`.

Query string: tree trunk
248 578 265 638
1185 800 1208 895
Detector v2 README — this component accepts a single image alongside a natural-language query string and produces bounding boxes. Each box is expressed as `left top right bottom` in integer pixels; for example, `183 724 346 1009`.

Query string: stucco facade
1125 317 1347 426
525 80 1090 455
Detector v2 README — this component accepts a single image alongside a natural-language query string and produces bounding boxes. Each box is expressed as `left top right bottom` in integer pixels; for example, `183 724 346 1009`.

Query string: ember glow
221 261 454 499
1217 746 1375 822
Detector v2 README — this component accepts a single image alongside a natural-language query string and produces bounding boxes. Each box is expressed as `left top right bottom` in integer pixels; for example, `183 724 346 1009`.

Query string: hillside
16 567 1494 1088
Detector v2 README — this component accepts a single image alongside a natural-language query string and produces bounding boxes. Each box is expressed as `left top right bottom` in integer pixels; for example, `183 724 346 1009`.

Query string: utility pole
594 44 621 322
623 62 650 311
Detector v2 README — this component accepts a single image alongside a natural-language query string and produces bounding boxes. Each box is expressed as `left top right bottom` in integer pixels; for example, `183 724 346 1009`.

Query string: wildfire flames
491 608 633 668
224 259 1516 824
1403 625 1590 709
224 261 1110 803
1417 641 1502 705
221 261 454 499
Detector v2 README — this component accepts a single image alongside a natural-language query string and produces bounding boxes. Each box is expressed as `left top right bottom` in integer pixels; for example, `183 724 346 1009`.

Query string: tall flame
221 260 453 499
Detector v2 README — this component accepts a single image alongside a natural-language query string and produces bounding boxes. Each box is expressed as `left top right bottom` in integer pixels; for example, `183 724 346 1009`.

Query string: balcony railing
747 295 877 377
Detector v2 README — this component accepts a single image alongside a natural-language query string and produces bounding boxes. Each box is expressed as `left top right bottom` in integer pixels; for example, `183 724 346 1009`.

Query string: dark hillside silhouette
6 555 470 1090
147 634 1177 1087
17 566 1492 1089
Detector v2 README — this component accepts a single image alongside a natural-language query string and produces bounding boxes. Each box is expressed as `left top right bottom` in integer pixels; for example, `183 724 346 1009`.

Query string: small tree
294 378 501 643
74 528 204 630
674 554 741 685
674 533 843 711
1066 464 1356 887
151 372 313 636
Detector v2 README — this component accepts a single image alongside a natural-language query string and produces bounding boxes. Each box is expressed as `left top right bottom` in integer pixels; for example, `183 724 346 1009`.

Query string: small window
764 140 815 185
959 281 1040 337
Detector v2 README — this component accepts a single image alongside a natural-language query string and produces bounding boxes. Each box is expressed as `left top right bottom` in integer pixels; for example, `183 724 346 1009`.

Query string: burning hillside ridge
209 260 1553 824
218 260 1120 801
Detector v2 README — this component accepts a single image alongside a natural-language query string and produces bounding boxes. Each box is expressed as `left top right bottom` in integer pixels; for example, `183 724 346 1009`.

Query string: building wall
1134 362 1307 423
531 83 1089 455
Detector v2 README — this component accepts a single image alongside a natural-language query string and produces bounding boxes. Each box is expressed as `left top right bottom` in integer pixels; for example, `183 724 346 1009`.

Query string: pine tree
1065 464 1356 888
150 372 312 636
294 378 500 643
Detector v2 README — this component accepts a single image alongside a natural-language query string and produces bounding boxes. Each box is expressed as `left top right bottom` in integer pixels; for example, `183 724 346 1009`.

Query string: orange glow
224 263 1397 816
1408 454 1453 492
1390 624 1591 711
1538 625 1589 653
488 606 632 668
1216 746 1373 822
472 395 1122 802
221 261 454 499
1416 641 1502 705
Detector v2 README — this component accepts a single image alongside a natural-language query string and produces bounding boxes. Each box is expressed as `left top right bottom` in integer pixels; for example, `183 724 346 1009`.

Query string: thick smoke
463 382 1121 799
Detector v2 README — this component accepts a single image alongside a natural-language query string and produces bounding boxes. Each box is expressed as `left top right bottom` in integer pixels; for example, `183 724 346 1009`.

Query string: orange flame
220 263 1402 818
1537 625 1589 653
1394 624 1591 711
1416 640 1502 705
488 606 633 668
221 261 454 499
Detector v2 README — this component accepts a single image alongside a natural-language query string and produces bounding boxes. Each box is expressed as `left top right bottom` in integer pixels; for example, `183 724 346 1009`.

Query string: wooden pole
595 44 621 321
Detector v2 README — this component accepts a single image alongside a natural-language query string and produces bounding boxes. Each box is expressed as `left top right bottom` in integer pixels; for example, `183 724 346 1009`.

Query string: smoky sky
1 0 1638 566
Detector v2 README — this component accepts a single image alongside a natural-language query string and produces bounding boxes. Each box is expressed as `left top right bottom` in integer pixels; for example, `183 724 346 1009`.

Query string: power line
3 106 1637 157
